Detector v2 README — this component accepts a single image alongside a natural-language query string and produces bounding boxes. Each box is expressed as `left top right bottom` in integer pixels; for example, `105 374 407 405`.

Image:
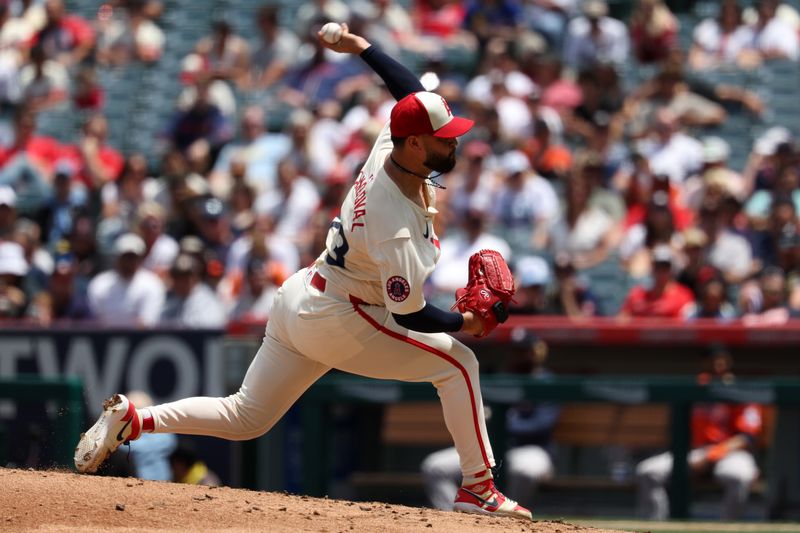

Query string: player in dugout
635 344 764 520
74 23 531 521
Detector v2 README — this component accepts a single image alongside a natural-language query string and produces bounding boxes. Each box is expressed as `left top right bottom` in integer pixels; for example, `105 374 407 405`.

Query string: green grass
571 518 800 533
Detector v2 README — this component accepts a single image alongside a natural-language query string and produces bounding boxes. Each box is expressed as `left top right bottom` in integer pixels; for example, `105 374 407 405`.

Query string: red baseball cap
390 91 474 138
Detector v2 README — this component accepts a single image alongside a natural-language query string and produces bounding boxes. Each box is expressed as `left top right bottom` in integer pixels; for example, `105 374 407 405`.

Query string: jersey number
325 218 349 269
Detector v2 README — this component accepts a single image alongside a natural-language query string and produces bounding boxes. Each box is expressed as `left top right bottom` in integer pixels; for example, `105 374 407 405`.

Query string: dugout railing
0 376 84 468
296 374 800 520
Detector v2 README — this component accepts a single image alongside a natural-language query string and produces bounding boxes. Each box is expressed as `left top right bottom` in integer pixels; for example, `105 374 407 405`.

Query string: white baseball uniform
146 120 496 477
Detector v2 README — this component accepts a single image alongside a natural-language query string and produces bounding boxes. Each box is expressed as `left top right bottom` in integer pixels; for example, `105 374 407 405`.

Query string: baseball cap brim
432 116 474 138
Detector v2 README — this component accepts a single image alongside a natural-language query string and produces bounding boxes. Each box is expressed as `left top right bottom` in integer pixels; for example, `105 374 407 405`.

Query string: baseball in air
320 22 343 44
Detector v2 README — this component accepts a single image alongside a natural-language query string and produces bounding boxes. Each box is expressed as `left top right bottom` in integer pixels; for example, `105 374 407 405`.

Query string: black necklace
390 155 446 189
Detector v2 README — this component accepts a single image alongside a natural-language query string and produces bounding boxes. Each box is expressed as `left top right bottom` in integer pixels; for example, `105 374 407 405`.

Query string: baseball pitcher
74 24 530 521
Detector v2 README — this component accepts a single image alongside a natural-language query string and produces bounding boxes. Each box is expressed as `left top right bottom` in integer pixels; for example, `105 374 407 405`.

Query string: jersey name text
351 171 373 231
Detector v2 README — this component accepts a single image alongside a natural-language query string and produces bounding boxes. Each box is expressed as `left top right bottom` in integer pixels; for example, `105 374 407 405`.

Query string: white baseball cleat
74 394 141 473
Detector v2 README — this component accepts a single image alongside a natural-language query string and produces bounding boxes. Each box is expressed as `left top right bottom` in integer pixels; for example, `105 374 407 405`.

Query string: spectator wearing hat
227 255 279 322
30 249 91 323
160 253 226 328
749 198 799 270
493 150 559 254
510 255 552 315
87 233 166 327
685 137 745 211
563 0 630 72
743 126 794 194
0 241 29 318
195 196 234 267
619 245 694 318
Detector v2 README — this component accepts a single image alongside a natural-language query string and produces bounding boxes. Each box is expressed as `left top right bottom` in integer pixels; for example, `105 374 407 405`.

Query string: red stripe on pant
350 298 491 471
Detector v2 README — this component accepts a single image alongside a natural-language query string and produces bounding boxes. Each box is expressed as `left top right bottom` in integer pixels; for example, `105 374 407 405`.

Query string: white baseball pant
147 268 495 477
635 448 759 520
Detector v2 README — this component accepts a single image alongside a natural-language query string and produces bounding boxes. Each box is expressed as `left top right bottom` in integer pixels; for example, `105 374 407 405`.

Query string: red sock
462 468 493 489
141 410 154 433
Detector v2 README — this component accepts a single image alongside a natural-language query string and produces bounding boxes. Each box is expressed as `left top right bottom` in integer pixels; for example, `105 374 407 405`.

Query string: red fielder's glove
451 250 515 337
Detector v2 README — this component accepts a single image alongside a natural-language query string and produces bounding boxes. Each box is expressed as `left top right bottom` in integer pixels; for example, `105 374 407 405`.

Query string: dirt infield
0 467 627 532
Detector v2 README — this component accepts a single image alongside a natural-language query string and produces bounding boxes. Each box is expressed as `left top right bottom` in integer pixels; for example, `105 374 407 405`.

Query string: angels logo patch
386 276 411 302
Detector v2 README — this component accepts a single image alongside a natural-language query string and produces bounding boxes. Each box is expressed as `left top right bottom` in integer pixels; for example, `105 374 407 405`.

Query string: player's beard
423 149 457 174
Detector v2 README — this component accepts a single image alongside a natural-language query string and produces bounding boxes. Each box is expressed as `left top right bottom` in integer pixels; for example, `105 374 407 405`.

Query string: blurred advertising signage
0 328 225 416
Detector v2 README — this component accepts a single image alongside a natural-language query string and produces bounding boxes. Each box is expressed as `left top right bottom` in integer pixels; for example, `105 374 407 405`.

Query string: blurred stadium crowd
0 0 799 327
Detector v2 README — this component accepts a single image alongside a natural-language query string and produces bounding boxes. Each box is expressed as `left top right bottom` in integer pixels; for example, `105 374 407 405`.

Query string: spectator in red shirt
34 0 95 67
618 245 694 318
0 107 62 178
636 346 763 520
62 114 124 191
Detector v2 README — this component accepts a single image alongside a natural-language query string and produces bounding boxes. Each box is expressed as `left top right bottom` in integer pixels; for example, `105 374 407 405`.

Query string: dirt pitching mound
0 467 626 532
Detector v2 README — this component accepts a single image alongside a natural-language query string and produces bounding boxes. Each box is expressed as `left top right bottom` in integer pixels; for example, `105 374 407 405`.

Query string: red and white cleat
74 394 141 473
453 478 532 521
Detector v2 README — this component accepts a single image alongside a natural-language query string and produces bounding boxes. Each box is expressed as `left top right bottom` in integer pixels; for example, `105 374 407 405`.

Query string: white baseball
320 22 343 45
